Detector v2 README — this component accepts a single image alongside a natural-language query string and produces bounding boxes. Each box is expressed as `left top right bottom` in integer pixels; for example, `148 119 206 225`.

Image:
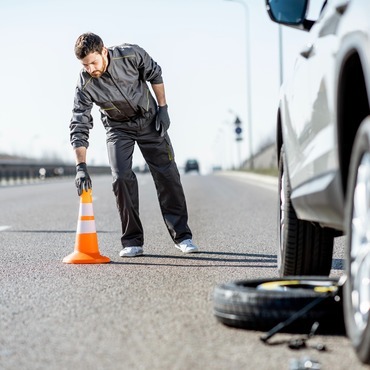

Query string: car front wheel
278 145 334 276
344 117 370 365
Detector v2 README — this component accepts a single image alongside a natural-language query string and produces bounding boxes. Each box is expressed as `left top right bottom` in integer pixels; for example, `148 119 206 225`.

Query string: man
70 32 199 257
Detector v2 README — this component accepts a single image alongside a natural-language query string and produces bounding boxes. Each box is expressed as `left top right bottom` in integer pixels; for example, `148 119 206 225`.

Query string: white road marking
0 226 11 231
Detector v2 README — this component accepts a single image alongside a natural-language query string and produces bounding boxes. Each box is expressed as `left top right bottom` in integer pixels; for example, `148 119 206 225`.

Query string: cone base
63 251 110 264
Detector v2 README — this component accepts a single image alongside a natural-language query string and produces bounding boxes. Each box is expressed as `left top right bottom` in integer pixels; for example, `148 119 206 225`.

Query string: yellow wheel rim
257 280 338 293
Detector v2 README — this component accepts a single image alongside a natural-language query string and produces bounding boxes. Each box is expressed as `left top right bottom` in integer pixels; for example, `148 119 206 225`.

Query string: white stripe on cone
77 220 96 234
79 203 94 216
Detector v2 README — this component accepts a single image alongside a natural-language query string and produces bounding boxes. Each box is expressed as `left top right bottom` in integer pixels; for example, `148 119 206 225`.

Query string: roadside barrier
0 161 110 186
63 189 110 264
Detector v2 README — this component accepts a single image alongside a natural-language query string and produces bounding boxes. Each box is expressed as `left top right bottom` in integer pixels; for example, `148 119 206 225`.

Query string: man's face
80 48 108 78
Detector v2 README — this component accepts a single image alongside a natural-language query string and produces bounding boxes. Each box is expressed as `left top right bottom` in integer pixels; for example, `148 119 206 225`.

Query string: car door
285 1 343 192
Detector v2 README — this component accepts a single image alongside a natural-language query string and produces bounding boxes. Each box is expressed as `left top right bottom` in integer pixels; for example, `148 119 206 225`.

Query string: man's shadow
110 250 278 268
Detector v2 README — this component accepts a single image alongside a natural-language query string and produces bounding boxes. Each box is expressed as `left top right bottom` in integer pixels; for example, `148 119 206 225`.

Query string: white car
266 0 370 364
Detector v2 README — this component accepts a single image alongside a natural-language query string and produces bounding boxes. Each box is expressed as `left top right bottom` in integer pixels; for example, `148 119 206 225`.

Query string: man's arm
151 83 167 106
74 146 87 165
152 83 171 137
70 77 93 195
70 80 94 150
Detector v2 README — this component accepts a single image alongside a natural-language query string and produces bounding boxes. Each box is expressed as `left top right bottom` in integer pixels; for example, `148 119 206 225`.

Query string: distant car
133 163 150 174
265 0 370 364
184 159 199 173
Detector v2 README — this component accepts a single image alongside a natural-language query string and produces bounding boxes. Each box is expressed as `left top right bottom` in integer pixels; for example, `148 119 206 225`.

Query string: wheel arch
337 48 370 199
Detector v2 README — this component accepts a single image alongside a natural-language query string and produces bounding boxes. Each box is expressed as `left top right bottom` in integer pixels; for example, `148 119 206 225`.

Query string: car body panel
282 3 340 187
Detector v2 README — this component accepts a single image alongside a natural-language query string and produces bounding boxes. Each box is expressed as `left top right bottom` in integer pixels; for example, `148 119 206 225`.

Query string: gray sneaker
119 246 144 257
175 239 199 254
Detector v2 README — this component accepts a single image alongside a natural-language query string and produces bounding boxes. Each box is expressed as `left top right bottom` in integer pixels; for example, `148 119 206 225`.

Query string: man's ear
102 47 108 57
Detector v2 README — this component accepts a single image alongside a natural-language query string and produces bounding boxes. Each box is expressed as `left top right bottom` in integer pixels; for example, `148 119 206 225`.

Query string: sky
0 0 320 173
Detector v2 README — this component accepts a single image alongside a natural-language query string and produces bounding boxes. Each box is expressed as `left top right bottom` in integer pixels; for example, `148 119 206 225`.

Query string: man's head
75 32 108 78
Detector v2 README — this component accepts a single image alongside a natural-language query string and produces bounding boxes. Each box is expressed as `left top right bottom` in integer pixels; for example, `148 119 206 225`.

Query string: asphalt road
0 171 368 370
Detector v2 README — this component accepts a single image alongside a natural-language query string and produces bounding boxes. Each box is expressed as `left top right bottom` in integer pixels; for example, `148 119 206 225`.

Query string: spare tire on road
213 277 345 334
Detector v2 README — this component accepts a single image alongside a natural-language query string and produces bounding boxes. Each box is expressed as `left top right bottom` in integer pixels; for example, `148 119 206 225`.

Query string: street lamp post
279 25 284 85
225 0 253 169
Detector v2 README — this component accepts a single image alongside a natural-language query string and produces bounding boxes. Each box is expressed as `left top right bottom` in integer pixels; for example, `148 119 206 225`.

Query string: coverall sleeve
134 45 163 84
69 84 94 149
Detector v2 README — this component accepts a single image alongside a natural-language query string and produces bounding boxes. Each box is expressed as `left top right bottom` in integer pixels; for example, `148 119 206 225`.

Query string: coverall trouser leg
106 122 192 248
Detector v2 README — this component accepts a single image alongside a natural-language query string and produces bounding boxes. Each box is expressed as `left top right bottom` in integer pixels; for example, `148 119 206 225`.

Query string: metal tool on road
63 189 110 264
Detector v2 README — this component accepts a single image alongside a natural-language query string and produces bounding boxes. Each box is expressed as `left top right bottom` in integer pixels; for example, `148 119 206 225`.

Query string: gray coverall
69 43 192 247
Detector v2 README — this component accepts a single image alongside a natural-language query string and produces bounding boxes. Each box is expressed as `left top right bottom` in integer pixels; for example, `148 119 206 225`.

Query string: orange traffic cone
63 189 110 264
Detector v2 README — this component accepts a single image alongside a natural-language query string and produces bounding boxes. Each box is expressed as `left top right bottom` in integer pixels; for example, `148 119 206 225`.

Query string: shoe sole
119 250 144 257
175 245 199 254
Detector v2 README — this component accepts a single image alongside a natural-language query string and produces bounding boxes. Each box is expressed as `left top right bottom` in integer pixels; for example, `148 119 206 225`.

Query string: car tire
213 277 343 333
344 117 370 365
278 146 334 276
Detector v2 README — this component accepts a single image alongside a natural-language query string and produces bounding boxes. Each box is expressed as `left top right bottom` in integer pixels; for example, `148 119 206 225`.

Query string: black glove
75 162 92 196
155 105 171 137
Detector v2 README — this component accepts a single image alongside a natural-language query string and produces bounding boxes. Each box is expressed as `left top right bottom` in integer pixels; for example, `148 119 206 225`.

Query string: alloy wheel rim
351 152 370 332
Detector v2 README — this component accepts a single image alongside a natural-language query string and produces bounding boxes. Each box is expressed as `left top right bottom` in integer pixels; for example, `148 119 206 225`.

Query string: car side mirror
265 0 311 30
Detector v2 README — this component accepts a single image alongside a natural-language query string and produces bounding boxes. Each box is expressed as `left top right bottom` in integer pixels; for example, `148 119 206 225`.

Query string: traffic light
234 116 243 141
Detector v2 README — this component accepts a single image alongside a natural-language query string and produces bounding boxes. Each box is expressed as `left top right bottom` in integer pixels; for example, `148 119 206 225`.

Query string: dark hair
74 32 104 59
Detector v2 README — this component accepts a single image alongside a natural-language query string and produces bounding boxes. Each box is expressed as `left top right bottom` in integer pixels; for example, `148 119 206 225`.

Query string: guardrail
0 160 111 186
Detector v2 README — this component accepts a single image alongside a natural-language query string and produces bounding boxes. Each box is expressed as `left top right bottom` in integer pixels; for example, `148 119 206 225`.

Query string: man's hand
155 105 171 137
75 162 92 196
